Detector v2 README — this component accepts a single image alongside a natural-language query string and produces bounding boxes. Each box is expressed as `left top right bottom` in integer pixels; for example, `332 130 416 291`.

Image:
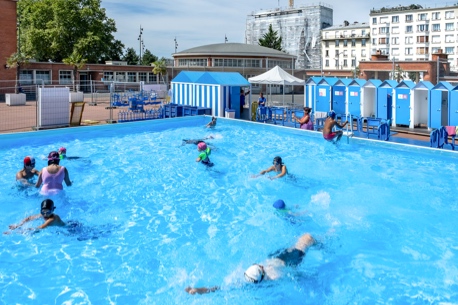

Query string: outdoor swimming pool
1 116 457 304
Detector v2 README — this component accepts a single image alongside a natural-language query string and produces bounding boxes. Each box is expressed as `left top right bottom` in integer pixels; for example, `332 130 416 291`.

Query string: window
138 72 147 82
127 72 137 82
335 50 340 57
418 13 428 21
343 59 348 67
325 59 329 67
325 41 329 47
372 38 377 45
362 39 366 46
445 47 454 54
378 37 388 44
351 50 356 57
372 28 377 35
335 40 339 47
351 39 356 47
19 70 33 85
431 35 441 43
244 59 261 68
445 11 455 19
372 17 377 24
343 31 348 37
351 30 356 37
379 27 389 34
392 26 399 34
432 47 440 53
148 73 157 83
103 72 114 81
392 48 400 56
59 70 72 85
325 50 329 57
417 36 429 43
325 32 329 39
406 25 413 33
361 29 366 36
417 24 429 32
336 31 339 37
432 12 440 20
36 70 51 85
335 59 339 68
405 36 413 44
392 16 399 23
115 72 125 82
178 58 207 67
405 47 413 55
380 17 388 23
445 23 454 31
343 39 348 47
406 14 413 22
351 58 356 67
445 34 454 43
343 50 348 57
361 49 366 57
416 47 429 55
432 24 441 31
392 37 399 45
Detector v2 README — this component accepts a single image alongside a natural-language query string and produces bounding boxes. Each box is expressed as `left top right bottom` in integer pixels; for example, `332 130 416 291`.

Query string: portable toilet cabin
377 80 398 121
347 79 366 117
171 71 250 118
411 81 433 129
315 77 338 113
361 79 382 118
305 77 322 108
429 81 453 129
332 78 352 115
450 85 458 126
393 80 415 127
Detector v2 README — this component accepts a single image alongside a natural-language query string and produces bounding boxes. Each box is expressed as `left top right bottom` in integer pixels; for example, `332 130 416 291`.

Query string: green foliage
141 49 158 66
152 58 167 84
63 52 87 91
123 48 139 65
394 66 405 82
6 52 30 69
17 0 124 63
258 24 283 51
408 72 417 82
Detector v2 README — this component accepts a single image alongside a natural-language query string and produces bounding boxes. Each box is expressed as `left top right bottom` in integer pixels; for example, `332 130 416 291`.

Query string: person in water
5 199 64 234
16 156 40 186
36 151 72 195
206 116 217 128
58 147 82 160
292 107 314 130
196 142 212 166
182 136 214 146
323 110 348 143
254 156 288 180
185 233 316 295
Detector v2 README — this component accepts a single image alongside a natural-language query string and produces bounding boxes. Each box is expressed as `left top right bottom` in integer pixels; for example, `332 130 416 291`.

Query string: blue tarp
172 71 249 86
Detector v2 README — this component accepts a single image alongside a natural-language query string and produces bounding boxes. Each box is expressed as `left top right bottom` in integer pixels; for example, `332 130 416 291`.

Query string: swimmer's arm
336 120 348 129
270 165 287 179
185 286 219 295
32 169 40 176
260 166 275 175
64 167 72 186
8 214 41 230
36 217 56 230
196 156 202 162
35 171 43 188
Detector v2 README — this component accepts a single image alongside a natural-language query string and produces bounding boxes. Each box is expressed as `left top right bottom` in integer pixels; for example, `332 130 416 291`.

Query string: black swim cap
273 156 282 165
41 199 55 212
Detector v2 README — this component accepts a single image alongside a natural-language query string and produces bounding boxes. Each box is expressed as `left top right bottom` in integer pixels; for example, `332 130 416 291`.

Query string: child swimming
196 142 213 167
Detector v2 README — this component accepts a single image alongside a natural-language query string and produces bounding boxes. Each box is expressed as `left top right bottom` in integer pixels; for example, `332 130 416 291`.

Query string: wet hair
273 156 283 165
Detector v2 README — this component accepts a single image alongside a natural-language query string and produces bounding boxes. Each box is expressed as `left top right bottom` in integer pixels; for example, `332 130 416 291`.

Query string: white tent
248 65 304 107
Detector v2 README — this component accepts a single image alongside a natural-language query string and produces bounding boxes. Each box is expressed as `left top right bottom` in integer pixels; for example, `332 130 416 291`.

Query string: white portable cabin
361 79 382 118
412 81 433 129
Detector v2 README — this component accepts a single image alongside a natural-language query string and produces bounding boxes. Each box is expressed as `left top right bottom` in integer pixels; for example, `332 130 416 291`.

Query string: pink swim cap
197 142 207 150
58 147 66 153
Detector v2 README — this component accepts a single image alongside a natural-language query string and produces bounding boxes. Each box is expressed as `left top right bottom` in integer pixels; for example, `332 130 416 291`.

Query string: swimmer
323 110 348 143
185 233 316 294
4 199 64 234
196 142 213 167
58 147 82 160
16 156 40 186
36 151 72 195
253 156 287 180
182 136 214 146
206 116 217 128
272 199 309 221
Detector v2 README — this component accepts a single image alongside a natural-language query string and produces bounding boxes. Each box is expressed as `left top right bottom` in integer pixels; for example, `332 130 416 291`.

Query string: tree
352 65 360 79
408 72 417 82
141 49 158 66
6 52 30 93
152 57 167 85
258 24 283 51
63 52 87 92
394 66 405 82
123 48 139 65
17 0 124 63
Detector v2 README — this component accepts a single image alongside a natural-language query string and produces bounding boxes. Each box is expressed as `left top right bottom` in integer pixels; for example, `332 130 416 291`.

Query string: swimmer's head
273 156 282 165
244 264 265 284
58 147 66 154
212 116 217 122
197 142 207 151
40 199 55 217
23 156 35 167
47 151 60 165
273 199 286 209
328 110 336 119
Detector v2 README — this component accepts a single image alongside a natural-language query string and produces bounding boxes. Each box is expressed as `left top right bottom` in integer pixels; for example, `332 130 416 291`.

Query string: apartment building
321 22 371 73
370 4 458 71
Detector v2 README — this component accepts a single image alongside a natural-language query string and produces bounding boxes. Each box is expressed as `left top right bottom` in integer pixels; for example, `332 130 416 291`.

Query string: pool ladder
341 113 354 144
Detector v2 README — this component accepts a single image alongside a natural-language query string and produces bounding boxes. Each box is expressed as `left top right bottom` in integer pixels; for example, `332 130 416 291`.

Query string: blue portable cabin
450 84 458 126
361 79 382 118
171 71 250 118
315 77 338 113
429 81 453 129
412 81 433 129
377 80 398 121
332 78 352 115
305 77 322 108
347 79 366 117
393 80 415 126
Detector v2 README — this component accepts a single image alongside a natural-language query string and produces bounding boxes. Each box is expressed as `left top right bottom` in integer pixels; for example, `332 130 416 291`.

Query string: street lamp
225 34 228 43
138 25 143 65
352 55 358 78
174 37 178 54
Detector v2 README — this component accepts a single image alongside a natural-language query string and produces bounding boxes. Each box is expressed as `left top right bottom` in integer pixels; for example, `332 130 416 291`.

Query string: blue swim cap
273 199 286 209
328 110 336 119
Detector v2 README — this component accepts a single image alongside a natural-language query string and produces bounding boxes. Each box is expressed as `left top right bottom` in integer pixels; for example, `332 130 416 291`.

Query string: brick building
0 0 18 83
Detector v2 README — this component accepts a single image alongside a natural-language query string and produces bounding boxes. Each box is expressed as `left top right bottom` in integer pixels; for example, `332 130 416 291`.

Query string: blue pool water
1 117 457 304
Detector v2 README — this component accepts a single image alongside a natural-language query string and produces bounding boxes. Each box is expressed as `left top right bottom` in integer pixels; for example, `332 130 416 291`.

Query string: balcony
322 33 370 40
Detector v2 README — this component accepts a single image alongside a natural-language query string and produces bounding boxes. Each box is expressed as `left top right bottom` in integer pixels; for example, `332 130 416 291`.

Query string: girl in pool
16 156 40 186
36 151 72 195
253 156 288 180
5 199 64 234
196 142 213 167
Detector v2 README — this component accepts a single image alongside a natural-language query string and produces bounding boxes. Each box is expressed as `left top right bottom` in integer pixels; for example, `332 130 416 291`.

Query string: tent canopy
248 66 304 86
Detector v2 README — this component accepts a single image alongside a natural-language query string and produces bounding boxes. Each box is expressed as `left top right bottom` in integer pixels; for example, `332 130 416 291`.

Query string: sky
101 0 452 59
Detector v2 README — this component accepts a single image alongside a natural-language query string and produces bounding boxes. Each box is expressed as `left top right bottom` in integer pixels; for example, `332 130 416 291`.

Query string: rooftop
175 43 295 59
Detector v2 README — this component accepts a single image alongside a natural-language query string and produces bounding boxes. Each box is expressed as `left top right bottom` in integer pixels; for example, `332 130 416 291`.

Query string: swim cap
23 156 35 166
273 199 286 209
244 264 265 284
328 110 336 119
48 151 60 161
197 142 207 150
273 156 282 165
58 147 67 153
40 199 55 215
